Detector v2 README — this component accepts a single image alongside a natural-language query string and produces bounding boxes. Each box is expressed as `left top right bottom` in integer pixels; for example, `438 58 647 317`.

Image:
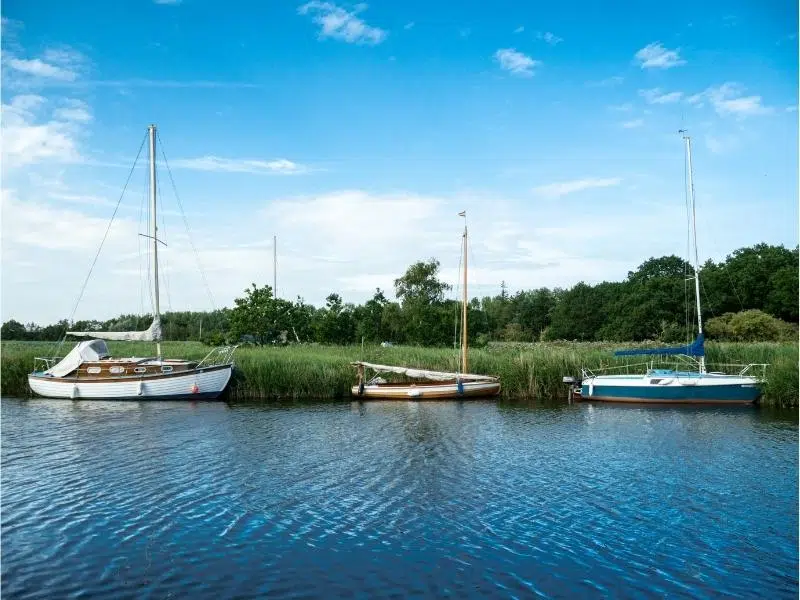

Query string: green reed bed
2 340 797 406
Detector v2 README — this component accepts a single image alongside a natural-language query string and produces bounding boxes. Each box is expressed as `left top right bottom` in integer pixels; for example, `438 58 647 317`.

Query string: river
2 398 797 598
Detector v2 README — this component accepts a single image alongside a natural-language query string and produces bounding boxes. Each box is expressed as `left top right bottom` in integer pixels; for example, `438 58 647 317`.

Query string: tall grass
2 340 797 406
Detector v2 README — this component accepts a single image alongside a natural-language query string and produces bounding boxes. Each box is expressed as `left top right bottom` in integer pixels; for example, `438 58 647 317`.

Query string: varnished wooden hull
351 380 501 400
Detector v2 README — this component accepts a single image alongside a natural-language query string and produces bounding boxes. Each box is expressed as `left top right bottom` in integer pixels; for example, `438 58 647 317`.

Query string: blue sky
1 0 797 322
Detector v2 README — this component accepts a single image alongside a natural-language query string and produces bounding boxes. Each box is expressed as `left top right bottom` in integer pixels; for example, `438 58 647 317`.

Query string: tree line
2 243 797 345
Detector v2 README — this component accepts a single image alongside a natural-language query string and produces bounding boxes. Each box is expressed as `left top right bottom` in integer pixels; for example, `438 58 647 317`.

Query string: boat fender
358 381 365 396
588 382 594 397
457 379 464 396
137 381 144 396
71 385 79 399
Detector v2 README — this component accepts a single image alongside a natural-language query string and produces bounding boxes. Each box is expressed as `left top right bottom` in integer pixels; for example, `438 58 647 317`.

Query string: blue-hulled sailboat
576 132 767 405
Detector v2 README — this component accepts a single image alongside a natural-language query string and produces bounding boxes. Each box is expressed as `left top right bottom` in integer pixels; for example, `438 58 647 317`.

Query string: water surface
2 398 797 598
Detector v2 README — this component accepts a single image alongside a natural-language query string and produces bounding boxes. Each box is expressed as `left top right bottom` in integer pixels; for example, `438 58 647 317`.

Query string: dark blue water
2 399 797 599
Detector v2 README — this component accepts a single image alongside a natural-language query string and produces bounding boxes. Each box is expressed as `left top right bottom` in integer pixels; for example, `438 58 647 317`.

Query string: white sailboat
28 125 236 400
573 132 767 404
351 212 501 400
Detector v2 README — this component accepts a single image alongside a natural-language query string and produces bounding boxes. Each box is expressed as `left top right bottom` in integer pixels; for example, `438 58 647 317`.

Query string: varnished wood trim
30 363 232 384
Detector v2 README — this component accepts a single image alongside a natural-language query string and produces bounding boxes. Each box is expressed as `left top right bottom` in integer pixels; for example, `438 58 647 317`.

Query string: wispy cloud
403 21 414 30
494 48 540 77
3 46 88 85
634 42 685 69
153 0 182 4
586 75 624 87
298 1 387 45
170 156 310 175
689 82 773 118
638 88 683 104
53 99 92 123
621 119 644 129
1 94 91 167
536 31 563 45
533 177 622 199
514 26 525 34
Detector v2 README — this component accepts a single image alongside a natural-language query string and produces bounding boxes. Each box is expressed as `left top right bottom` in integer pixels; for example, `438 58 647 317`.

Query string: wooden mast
461 213 468 374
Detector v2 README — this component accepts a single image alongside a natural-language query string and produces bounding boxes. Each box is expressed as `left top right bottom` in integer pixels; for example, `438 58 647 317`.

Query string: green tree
1 319 27 340
394 259 453 345
229 284 292 344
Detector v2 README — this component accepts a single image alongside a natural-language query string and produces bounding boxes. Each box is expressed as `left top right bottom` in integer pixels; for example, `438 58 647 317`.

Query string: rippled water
2 398 797 599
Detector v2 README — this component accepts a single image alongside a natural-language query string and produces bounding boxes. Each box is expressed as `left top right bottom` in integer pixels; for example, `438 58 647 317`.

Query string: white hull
28 366 233 400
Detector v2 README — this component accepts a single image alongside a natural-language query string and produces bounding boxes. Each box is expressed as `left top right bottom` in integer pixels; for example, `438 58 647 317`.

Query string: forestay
352 361 498 382
67 316 162 342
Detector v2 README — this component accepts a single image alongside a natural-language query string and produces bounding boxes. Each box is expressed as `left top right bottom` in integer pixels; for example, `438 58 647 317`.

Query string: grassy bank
1 340 797 406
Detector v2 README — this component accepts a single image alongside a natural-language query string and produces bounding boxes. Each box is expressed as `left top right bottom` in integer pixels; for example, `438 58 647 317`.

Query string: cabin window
134 367 147 374
87 367 102 375
161 365 173 373
109 366 125 374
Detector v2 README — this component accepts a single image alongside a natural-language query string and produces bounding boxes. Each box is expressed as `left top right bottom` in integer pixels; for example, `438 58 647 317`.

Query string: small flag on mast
458 210 466 217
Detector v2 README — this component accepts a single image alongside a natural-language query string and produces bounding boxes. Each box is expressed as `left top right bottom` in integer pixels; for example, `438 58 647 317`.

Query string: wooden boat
351 213 501 400
575 132 766 405
28 125 236 400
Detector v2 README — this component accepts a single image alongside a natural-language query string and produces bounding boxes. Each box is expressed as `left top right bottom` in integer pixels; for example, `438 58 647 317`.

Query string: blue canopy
614 334 705 357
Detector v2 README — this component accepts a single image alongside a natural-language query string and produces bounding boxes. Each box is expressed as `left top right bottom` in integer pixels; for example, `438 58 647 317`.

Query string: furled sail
614 334 705 358
352 361 498 382
67 316 162 342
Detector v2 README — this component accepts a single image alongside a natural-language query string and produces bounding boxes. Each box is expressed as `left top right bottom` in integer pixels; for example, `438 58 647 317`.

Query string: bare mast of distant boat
681 129 705 374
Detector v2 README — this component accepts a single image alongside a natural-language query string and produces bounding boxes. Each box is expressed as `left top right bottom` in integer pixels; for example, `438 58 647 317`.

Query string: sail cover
352 361 498 382
67 316 162 342
614 334 705 358
45 339 111 378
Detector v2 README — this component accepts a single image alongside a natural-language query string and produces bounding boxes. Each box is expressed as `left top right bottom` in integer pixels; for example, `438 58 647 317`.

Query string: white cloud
170 156 310 175
3 46 87 85
153 0 182 4
494 48 540 77
532 177 622 199
6 57 76 81
689 82 773 118
609 102 633 112
514 26 524 34
639 88 683 104
1 94 90 167
53 99 92 123
536 31 563 45
621 119 644 129
298 1 387 45
634 42 685 69
403 21 414 30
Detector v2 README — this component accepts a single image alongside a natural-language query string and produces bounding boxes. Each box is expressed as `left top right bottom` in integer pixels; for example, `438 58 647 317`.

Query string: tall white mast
681 131 704 374
461 212 468 374
149 124 162 358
